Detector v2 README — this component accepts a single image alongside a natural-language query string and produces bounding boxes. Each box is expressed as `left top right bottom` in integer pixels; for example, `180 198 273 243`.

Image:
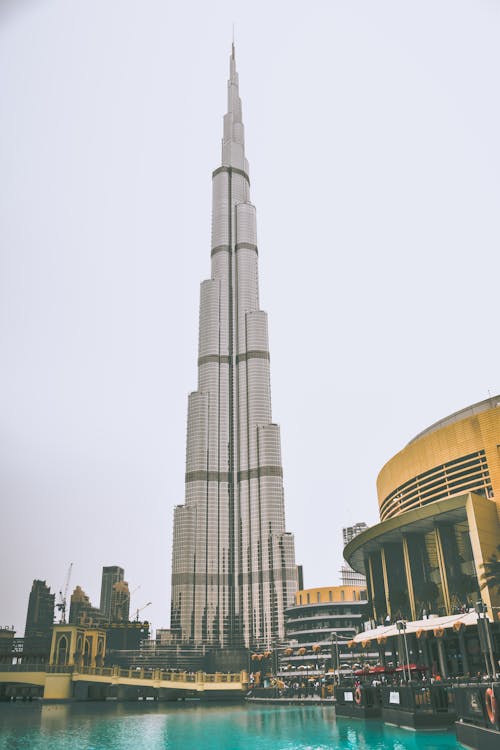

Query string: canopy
351 611 480 644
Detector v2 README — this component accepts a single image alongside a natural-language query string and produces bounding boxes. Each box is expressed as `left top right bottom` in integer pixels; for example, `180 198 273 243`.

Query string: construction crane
56 562 73 624
134 602 151 622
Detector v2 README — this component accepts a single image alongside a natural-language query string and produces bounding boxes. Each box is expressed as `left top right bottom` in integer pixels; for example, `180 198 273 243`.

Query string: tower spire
223 41 246 169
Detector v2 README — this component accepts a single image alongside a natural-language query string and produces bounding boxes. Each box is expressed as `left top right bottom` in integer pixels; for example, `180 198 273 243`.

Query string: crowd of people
248 673 333 699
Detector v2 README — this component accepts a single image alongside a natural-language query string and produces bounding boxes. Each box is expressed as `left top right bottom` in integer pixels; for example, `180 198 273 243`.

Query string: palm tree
480 544 500 596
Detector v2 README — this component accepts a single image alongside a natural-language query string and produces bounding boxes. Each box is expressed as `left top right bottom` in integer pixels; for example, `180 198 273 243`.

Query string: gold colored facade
344 397 500 622
377 396 500 522
49 625 106 669
295 586 366 606
345 493 500 621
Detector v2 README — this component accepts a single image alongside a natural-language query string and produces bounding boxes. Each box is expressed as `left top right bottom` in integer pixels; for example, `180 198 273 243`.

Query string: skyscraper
341 523 368 588
110 581 130 623
342 523 368 546
69 585 104 626
99 566 124 622
24 579 55 663
171 45 297 650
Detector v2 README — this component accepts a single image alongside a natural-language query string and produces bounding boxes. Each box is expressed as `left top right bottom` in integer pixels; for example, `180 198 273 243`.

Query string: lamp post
272 643 280 678
396 620 410 683
330 632 340 686
475 600 496 678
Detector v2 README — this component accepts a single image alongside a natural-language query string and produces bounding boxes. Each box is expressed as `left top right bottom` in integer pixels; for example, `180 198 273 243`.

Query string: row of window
296 589 365 605
380 450 492 520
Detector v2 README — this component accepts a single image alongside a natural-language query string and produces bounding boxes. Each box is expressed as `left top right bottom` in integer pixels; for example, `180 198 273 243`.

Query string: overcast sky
1 1 499 636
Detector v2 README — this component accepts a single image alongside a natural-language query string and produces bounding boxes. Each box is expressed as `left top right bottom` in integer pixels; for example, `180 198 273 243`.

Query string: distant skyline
1 1 499 636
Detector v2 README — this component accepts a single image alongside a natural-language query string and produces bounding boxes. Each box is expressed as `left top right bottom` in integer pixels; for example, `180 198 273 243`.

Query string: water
0 702 462 750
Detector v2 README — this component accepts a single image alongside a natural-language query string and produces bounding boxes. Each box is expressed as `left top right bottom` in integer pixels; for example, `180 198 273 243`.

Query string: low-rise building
0 627 15 666
277 586 368 675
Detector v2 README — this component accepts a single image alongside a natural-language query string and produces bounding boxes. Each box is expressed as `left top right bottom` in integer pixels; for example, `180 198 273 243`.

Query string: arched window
56 635 68 665
84 638 91 667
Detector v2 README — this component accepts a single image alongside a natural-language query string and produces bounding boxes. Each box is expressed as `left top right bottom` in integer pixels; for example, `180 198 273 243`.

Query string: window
380 450 491 520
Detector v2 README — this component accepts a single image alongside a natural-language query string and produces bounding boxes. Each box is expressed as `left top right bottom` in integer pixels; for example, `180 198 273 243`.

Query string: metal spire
222 40 246 169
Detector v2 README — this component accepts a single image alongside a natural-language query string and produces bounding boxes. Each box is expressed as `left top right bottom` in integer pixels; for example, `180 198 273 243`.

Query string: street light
396 620 410 683
271 643 280 678
330 632 340 686
475 601 496 678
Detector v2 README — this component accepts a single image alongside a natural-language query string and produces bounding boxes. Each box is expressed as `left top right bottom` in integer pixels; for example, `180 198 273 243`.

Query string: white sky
1 0 499 636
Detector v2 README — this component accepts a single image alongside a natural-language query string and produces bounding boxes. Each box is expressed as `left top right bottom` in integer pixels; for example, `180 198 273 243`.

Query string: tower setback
170 46 297 649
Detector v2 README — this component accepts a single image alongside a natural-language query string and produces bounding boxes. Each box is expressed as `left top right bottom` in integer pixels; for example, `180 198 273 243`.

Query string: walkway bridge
0 665 249 702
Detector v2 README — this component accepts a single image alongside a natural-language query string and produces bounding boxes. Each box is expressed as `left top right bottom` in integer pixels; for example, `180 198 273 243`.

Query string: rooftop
407 394 500 446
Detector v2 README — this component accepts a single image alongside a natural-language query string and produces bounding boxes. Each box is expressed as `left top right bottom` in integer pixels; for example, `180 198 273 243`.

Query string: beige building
50 625 106 669
170 45 297 650
110 581 130 623
277 586 368 674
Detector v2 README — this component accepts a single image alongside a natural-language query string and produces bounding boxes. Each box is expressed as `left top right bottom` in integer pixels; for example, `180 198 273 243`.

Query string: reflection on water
0 702 461 750
40 703 71 730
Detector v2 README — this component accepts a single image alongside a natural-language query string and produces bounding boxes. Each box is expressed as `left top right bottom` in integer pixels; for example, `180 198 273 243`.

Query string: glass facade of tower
23 579 55 663
170 47 297 649
99 566 124 622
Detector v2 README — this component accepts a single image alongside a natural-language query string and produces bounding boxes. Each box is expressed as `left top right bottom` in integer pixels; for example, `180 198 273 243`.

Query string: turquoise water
0 702 462 750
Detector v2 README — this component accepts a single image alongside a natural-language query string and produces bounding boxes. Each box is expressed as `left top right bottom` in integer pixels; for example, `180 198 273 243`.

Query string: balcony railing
0 664 245 684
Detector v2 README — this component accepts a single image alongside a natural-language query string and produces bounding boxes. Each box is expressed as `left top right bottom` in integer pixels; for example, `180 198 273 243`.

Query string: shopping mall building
344 396 500 625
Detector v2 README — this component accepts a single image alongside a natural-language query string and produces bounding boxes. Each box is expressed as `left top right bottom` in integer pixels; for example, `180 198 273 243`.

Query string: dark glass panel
369 551 387 623
384 542 411 620
406 531 446 617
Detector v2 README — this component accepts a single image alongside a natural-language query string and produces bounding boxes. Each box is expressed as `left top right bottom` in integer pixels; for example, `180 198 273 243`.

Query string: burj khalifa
170 45 297 649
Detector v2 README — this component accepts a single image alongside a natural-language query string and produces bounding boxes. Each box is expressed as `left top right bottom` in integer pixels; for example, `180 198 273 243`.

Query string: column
402 535 417 621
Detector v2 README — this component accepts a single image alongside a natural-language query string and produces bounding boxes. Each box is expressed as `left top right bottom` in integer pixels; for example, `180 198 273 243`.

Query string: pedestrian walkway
246 693 334 706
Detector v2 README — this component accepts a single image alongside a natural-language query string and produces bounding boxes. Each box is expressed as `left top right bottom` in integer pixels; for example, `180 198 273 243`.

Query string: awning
352 611 481 644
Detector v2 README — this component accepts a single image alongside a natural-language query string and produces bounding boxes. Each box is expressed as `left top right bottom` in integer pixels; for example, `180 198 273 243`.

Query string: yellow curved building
344 396 500 621
378 396 500 522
